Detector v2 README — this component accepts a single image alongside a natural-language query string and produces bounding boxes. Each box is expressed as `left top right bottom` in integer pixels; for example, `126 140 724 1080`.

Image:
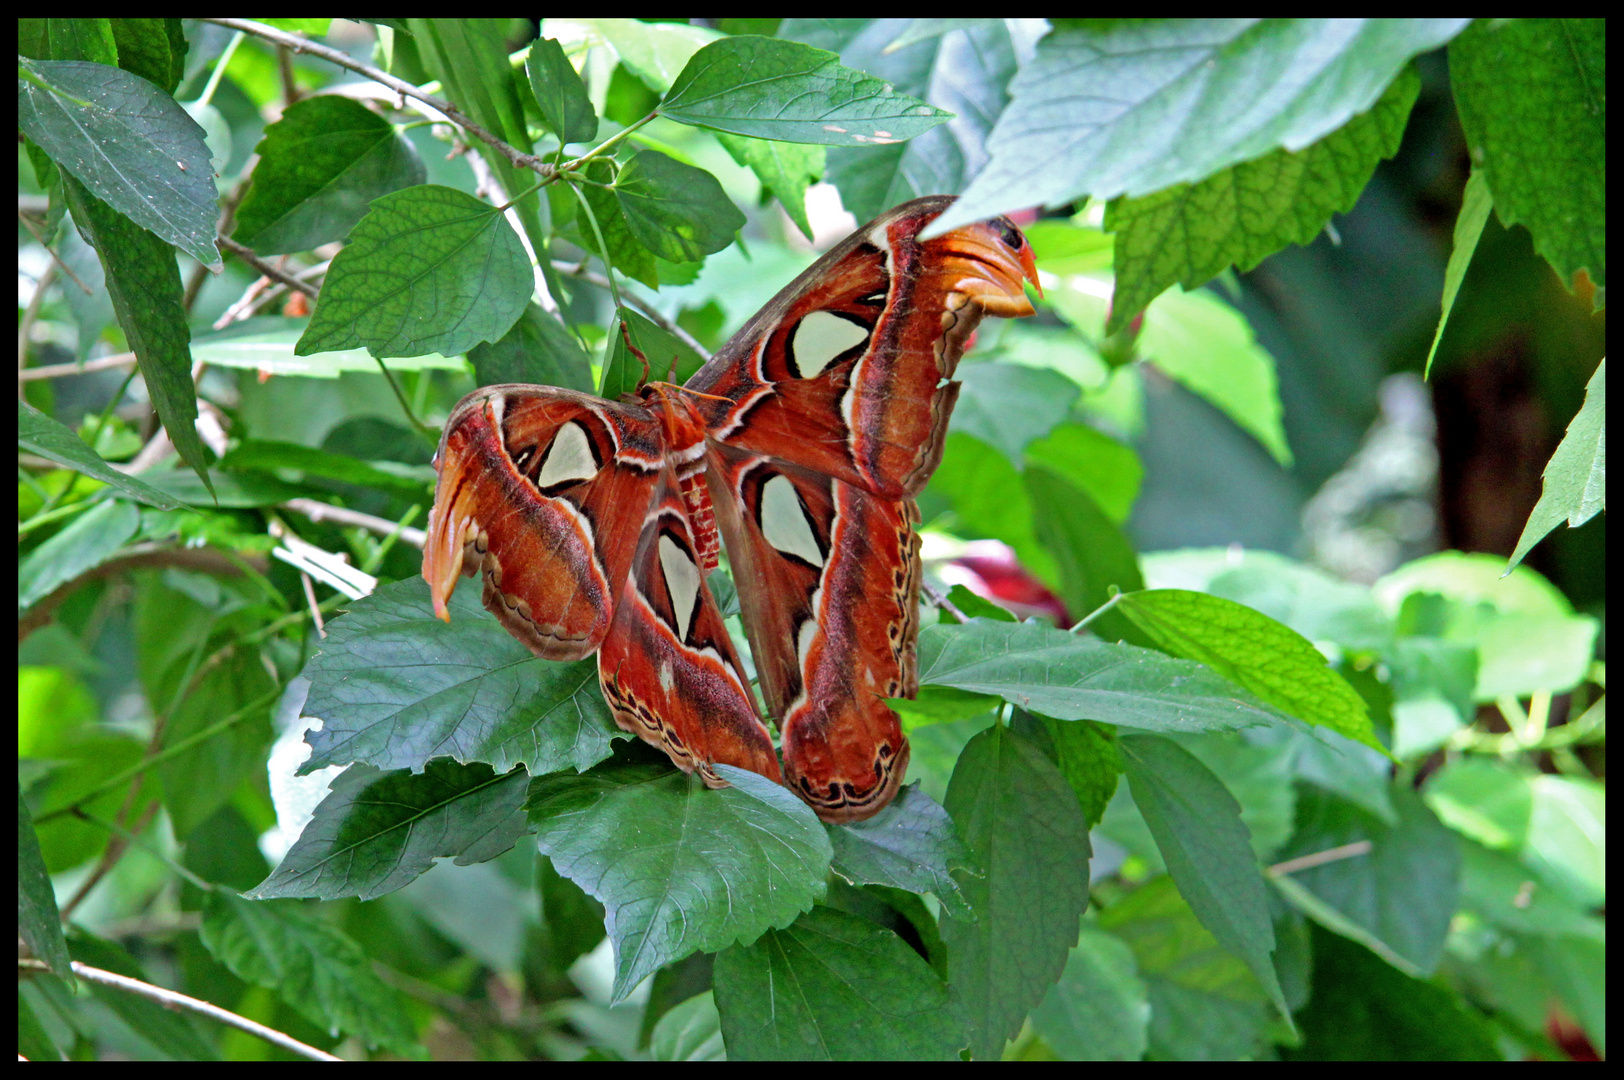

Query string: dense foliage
18 17 1604 1061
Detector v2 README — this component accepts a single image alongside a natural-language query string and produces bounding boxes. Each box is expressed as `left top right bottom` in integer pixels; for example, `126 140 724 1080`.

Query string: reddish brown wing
423 385 663 660
706 446 916 822
597 464 781 786
689 196 1040 821
686 195 1039 499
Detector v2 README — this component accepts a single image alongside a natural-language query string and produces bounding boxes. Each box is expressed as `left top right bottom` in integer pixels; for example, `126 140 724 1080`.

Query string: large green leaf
1118 588 1381 752
296 184 531 359
780 18 1024 223
932 18 1468 235
716 132 823 240
17 789 72 978
200 893 418 1053
1026 466 1146 644
951 361 1079 464
599 306 706 399
58 175 214 496
714 904 963 1060
298 577 623 777
1097 875 1271 1059
576 158 659 289
614 149 745 263
527 761 831 1002
916 619 1295 734
233 94 426 255
1269 785 1460 976
18 498 140 612
1119 735 1288 1021
193 317 467 378
1509 358 1605 570
940 721 1091 1060
249 759 530 901
526 36 598 143
1424 168 1494 378
469 302 595 392
17 57 220 268
1105 66 1419 332
1285 924 1497 1060
659 35 952 145
1029 923 1150 1061
826 783 970 915
1450 18 1606 295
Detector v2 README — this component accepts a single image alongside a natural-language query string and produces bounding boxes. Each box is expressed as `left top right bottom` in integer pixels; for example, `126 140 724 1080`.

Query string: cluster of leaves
18 17 1604 1061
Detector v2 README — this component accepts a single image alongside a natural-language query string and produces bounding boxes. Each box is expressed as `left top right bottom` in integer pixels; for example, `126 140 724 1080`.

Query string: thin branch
281 497 428 549
17 959 341 1061
552 260 712 361
217 236 320 299
1266 841 1373 877
199 18 550 178
19 351 138 382
921 580 969 623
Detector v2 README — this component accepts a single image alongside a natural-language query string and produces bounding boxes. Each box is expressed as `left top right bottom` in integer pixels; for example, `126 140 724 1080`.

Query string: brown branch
17 959 342 1061
200 18 550 179
217 236 320 299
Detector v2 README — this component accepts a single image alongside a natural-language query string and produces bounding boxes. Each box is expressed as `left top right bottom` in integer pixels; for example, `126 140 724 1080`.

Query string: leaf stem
1069 589 1123 633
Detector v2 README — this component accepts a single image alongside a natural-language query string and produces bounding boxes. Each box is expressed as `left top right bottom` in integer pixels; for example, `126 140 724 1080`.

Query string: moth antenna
620 319 652 390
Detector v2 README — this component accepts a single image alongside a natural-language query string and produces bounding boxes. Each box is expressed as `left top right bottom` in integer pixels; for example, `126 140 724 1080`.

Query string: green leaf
154 645 275 838
17 789 72 978
1118 588 1382 752
1030 923 1150 1061
547 17 721 93
107 17 186 95
1284 923 1498 1060
1097 875 1271 1059
659 35 952 145
527 761 831 1002
599 306 706 399
1026 466 1146 645
218 440 432 493
1269 785 1460 976
526 36 598 143
193 317 468 378
931 18 1468 235
781 19 1022 223
714 905 963 1060
827 783 971 915
916 618 1295 734
614 149 745 263
17 57 221 268
716 132 823 240
1449 18 1606 296
200 893 419 1053
296 184 531 359
298 577 623 776
951 361 1079 463
1375 552 1600 700
931 432 1055 587
249 760 530 901
1424 168 1494 378
58 175 214 496
1024 423 1143 526
19 498 140 612
1139 287 1292 466
1040 717 1120 830
469 302 595 392
576 159 659 288
1119 735 1289 1021
940 721 1091 1060
941 585 1016 623
233 94 426 255
649 991 725 1061
1508 358 1605 570
1105 66 1419 332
